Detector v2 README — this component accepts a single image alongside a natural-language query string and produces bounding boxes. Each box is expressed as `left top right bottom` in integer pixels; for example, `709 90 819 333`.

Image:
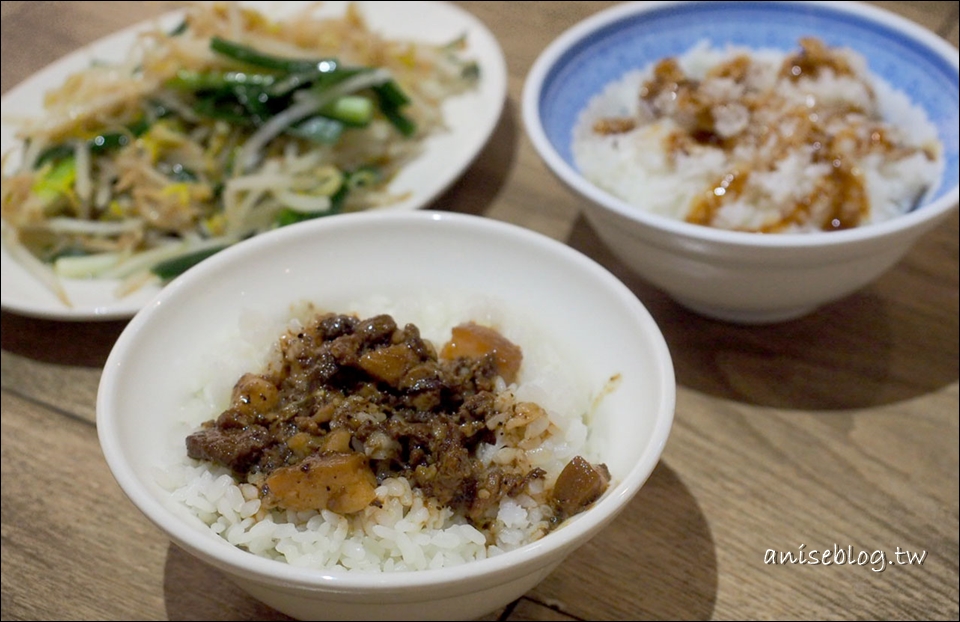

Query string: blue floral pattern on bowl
535 0 959 209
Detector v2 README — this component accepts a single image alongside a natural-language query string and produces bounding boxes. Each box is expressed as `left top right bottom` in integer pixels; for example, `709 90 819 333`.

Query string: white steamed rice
154 293 602 572
572 39 944 232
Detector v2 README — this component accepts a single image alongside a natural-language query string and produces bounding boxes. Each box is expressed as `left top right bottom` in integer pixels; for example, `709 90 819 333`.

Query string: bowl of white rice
523 0 959 324
96 210 675 620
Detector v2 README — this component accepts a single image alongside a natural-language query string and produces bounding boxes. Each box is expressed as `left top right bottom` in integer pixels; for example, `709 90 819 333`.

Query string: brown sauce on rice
185 310 609 532
590 37 939 232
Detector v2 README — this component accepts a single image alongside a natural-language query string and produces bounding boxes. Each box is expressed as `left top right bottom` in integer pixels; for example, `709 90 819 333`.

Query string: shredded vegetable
0 1 480 305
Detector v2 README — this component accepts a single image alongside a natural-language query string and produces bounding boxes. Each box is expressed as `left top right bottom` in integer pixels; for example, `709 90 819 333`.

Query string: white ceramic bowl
523 0 959 324
96 210 675 621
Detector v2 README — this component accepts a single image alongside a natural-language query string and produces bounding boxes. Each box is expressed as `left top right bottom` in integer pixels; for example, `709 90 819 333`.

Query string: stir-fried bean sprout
0 1 480 306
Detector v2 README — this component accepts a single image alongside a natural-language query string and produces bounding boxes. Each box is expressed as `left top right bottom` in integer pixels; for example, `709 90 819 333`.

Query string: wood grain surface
2 2 958 620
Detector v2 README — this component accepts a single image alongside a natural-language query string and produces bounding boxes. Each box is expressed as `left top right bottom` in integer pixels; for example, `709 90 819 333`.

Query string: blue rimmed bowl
523 0 959 324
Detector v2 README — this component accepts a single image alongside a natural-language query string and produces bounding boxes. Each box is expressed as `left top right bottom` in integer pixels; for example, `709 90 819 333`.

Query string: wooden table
2 2 957 620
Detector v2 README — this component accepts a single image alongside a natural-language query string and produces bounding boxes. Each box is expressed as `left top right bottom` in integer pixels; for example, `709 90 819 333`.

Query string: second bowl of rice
523 0 959 324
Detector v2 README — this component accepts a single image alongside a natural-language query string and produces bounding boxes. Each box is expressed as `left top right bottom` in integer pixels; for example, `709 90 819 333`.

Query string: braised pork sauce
185 311 609 527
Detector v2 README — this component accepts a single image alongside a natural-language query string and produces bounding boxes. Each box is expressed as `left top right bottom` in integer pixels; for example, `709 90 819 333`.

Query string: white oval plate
0 1 507 321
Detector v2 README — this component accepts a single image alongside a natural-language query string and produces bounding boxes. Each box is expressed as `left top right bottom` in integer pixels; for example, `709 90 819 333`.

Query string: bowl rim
96 209 677 593
521 0 960 250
